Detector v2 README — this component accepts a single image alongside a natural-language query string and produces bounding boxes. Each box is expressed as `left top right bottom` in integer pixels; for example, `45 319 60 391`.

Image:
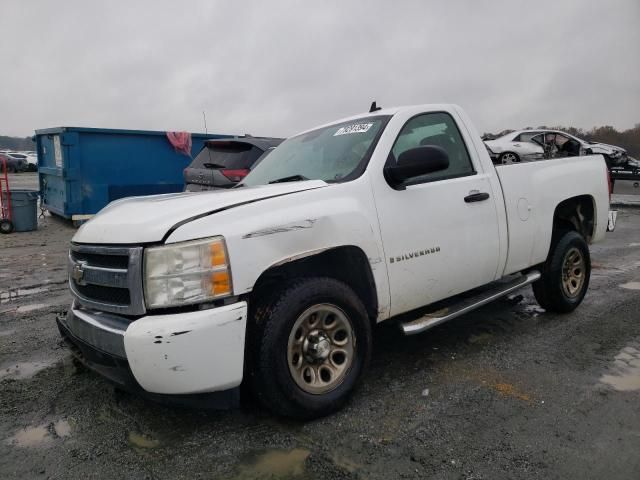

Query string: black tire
0 219 14 234
533 230 590 313
499 152 520 164
248 277 372 419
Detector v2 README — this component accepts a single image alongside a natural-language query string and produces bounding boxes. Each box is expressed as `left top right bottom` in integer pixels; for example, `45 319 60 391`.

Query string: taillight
221 169 249 182
606 168 612 202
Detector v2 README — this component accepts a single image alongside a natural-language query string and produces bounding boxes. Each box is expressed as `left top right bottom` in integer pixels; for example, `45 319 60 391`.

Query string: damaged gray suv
184 137 283 191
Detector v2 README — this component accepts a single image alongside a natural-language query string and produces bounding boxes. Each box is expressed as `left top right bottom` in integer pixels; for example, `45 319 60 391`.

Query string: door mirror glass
384 145 449 185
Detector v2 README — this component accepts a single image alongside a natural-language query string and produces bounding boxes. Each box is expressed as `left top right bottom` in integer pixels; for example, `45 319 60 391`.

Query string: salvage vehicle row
484 129 628 167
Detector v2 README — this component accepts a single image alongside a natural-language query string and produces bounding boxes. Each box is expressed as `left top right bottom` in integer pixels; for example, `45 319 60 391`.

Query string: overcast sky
1 0 638 138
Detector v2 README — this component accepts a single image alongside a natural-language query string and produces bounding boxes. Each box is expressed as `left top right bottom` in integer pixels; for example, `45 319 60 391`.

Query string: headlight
144 236 232 309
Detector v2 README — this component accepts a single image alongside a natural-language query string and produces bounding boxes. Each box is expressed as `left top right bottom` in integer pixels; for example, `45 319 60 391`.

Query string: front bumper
57 300 248 408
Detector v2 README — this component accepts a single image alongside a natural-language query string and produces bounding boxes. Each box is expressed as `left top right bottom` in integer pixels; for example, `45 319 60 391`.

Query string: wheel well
250 246 378 321
552 195 595 242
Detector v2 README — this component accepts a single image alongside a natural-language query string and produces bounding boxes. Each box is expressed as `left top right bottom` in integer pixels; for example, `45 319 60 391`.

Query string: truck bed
494 155 610 276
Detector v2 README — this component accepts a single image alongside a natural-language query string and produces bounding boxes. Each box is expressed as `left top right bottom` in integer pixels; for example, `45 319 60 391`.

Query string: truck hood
73 180 329 244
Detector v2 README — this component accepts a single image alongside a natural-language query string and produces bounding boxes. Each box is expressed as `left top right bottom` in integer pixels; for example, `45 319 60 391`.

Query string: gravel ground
1 173 639 479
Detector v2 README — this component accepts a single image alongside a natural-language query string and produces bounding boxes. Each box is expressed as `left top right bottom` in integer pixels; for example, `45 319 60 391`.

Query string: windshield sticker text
334 123 374 136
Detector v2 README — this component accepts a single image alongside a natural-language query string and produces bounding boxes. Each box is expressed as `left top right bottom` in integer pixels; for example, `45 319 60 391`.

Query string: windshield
240 115 390 187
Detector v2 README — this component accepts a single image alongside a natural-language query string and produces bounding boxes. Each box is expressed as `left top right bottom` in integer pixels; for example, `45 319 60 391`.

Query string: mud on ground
1 195 639 479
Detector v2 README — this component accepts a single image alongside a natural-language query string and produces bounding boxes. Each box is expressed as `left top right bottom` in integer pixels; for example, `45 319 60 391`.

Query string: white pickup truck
58 104 614 418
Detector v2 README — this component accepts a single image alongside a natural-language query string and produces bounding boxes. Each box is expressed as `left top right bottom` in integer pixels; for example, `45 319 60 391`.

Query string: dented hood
73 180 328 244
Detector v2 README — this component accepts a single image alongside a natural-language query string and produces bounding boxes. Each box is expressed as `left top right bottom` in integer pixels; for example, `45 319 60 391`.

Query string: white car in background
484 131 545 164
23 151 38 171
485 129 628 166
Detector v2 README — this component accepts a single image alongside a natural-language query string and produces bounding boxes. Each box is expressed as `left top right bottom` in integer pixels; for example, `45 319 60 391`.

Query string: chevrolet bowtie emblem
72 261 87 285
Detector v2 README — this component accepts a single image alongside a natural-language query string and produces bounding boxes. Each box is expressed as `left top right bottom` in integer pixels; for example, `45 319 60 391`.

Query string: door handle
464 191 490 203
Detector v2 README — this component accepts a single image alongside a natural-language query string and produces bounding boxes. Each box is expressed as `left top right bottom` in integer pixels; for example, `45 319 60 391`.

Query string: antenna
369 101 382 113
203 111 213 164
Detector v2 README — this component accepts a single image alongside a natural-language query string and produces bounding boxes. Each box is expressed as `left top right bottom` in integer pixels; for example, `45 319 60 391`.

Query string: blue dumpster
34 127 230 221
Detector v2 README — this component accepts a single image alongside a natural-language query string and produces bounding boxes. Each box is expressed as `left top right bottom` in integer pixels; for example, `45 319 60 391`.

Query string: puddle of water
0 286 50 304
523 304 545 315
600 344 640 392
0 359 57 380
620 282 640 291
15 303 53 313
6 426 51 447
54 419 71 438
5 419 72 447
128 431 161 449
592 261 640 277
234 449 310 479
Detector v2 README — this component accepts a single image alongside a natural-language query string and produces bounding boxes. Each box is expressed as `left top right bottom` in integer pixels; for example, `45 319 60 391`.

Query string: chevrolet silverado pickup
58 104 613 418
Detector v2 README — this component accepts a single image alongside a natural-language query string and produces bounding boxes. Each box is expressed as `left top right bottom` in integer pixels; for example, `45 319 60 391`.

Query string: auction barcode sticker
334 123 374 136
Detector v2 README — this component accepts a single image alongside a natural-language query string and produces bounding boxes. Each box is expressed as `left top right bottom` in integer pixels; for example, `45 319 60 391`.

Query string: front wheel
249 277 372 419
533 230 591 313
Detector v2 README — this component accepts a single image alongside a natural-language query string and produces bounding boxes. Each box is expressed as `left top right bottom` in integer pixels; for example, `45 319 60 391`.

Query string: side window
515 132 536 143
531 134 545 147
555 134 580 157
389 112 474 185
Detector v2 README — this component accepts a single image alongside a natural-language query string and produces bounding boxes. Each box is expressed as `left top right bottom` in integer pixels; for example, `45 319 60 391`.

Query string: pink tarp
166 131 192 156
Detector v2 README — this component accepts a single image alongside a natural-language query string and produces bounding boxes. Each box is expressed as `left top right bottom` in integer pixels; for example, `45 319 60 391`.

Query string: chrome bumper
59 302 128 358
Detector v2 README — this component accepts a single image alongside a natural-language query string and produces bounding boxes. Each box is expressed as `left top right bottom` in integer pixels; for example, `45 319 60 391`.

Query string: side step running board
400 270 541 335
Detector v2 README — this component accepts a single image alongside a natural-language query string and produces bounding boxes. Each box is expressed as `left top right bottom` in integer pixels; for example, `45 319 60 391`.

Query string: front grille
74 284 131 305
71 250 129 269
69 244 145 316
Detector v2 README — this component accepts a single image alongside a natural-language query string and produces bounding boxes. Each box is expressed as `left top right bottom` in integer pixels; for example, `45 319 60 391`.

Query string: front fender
165 180 391 320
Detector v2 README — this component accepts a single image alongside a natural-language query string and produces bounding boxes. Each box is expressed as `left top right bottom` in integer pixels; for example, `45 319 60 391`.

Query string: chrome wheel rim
562 247 585 297
501 153 518 164
287 304 355 395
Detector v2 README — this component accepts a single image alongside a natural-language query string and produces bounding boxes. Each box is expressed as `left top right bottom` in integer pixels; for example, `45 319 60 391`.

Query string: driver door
373 112 501 316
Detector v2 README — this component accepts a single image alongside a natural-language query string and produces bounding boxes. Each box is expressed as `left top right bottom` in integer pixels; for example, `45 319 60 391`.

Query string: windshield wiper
268 174 309 184
203 162 226 169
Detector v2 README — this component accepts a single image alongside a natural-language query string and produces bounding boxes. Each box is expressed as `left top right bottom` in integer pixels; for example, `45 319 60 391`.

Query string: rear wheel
499 152 520 164
533 230 590 313
249 277 371 419
0 219 14 234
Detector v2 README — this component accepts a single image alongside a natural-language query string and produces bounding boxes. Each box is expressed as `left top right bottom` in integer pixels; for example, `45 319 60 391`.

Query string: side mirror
384 145 449 187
